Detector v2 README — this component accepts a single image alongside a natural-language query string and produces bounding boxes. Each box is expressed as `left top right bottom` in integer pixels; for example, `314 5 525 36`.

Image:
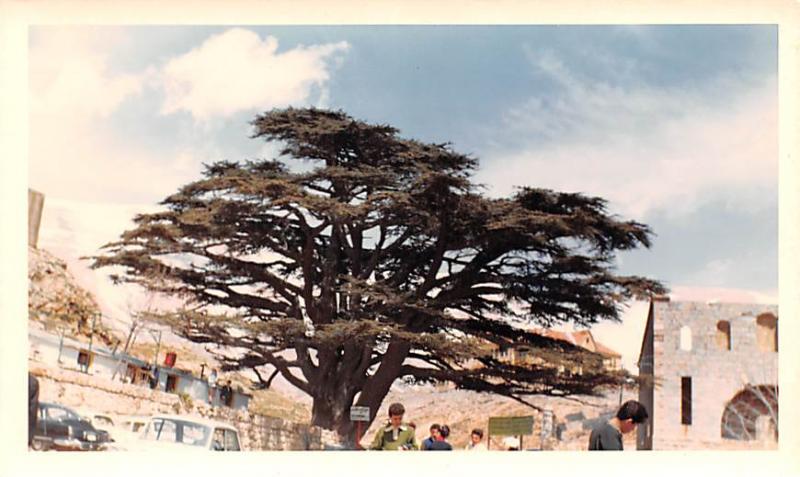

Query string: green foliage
91 107 666 434
178 391 194 412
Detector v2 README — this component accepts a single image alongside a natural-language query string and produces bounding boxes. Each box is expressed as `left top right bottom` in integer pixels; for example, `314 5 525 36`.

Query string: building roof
593 341 622 359
532 328 620 359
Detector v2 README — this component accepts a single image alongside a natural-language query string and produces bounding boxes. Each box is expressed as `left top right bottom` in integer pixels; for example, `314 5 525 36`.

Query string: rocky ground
28 246 115 346
361 383 637 450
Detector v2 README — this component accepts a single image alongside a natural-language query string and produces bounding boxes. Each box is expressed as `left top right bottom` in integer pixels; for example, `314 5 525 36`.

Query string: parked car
119 416 149 435
33 402 110 451
104 415 150 451
131 415 241 451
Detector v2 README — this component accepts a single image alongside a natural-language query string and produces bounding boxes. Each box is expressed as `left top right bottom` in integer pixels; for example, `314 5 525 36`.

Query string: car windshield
141 418 211 447
95 416 114 426
46 405 79 421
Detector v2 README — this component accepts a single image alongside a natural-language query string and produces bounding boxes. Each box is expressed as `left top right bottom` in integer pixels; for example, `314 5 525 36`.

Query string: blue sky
28 25 778 298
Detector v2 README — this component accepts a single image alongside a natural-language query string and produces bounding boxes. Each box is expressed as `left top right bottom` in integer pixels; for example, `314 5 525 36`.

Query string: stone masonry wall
29 364 332 450
651 301 778 449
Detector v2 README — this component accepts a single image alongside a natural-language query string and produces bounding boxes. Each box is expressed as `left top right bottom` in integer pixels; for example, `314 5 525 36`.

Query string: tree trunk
308 340 411 448
354 341 411 432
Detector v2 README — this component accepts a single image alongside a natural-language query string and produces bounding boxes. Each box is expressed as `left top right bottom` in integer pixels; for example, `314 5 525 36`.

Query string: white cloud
29 27 350 204
29 28 144 119
477 51 777 220
668 285 777 305
159 28 349 120
28 29 199 203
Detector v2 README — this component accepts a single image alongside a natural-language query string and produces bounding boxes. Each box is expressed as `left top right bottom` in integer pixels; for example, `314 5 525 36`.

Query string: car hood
61 419 98 433
124 439 212 452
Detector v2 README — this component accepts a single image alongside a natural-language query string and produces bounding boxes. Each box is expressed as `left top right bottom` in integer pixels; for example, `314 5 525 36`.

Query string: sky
28 25 778 370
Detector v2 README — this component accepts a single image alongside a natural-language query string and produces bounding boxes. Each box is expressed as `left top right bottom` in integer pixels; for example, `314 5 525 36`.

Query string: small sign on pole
350 406 371 450
350 406 370 422
540 410 553 450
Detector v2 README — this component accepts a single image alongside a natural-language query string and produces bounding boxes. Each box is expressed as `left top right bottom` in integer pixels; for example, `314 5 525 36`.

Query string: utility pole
57 326 66 364
149 329 162 368
112 318 140 381
87 313 98 353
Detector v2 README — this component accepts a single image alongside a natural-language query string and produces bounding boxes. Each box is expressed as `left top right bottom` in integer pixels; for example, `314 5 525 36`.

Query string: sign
541 410 553 438
488 416 534 436
164 352 177 367
350 406 370 422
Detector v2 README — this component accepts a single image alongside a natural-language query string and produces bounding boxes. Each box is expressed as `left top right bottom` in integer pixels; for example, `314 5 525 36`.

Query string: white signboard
350 406 370 422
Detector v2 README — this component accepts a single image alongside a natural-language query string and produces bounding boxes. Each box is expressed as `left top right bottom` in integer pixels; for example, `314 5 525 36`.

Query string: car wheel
31 439 46 451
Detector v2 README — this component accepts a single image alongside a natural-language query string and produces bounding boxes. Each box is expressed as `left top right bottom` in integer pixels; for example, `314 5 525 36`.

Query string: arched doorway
720 385 778 441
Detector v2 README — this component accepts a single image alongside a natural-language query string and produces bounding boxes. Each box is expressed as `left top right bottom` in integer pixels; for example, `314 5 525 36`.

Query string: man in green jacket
370 402 418 450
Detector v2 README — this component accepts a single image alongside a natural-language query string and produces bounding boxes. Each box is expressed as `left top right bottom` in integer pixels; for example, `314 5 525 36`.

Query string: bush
178 392 194 412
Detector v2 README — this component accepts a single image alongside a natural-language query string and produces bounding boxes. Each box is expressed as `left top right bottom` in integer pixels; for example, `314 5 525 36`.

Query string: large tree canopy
91 108 665 441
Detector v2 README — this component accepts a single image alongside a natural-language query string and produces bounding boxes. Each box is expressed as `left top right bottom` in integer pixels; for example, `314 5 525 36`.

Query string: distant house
492 328 622 373
31 331 251 412
637 297 778 450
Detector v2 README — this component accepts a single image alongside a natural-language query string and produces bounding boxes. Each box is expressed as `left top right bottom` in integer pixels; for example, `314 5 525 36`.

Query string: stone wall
29 364 334 450
648 301 778 449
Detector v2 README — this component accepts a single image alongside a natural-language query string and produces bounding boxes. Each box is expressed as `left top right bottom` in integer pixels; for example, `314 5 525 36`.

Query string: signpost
350 406 370 450
487 415 534 450
540 410 553 449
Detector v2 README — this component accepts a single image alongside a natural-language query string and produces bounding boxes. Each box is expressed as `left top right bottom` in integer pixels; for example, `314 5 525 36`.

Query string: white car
132 415 241 451
103 415 149 451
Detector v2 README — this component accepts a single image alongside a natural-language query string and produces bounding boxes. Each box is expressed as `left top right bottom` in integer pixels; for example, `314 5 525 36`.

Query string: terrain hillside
28 246 115 346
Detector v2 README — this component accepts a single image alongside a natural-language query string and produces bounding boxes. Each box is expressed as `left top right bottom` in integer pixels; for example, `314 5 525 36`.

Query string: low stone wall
29 365 336 450
31 365 182 416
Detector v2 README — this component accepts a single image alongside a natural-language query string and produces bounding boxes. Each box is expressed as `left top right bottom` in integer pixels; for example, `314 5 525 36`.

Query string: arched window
756 314 777 352
679 325 692 351
716 321 731 351
721 385 778 441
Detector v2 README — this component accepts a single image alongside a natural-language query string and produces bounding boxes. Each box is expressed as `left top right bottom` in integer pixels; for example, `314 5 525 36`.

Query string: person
421 423 441 450
207 369 218 404
465 428 487 451
588 400 648 451
149 366 160 390
370 402 418 450
28 373 39 448
220 380 233 407
503 436 520 451
428 424 452 450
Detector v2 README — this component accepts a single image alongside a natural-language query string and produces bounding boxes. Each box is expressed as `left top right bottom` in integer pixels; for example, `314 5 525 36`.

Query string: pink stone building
637 297 778 450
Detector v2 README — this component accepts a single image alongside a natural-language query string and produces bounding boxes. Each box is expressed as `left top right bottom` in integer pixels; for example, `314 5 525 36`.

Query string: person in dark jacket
588 400 648 450
219 380 233 407
421 423 441 450
428 424 452 450
28 373 39 448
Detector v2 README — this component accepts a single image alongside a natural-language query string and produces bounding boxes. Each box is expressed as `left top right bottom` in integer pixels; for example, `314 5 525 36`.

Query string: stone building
637 297 778 450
